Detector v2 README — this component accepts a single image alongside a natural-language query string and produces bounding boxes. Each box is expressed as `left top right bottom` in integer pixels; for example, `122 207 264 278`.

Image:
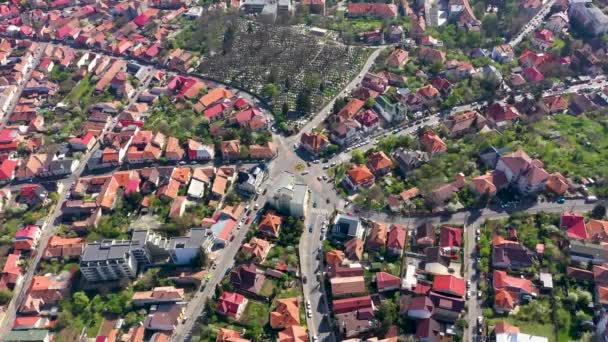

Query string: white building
267 171 308 218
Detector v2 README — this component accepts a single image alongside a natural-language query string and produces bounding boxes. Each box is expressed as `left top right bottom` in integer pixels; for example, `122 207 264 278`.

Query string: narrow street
508 0 556 47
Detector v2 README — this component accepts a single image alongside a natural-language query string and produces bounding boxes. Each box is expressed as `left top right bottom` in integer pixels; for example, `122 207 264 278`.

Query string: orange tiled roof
259 212 282 237
270 297 300 329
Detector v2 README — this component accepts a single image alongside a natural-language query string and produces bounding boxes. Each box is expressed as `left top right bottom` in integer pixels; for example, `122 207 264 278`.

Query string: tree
262 83 279 99
375 300 397 336
482 14 498 37
73 291 90 312
591 203 606 219
0 289 12 305
351 149 366 164
239 145 250 159
198 246 209 268
281 102 289 117
296 90 312 114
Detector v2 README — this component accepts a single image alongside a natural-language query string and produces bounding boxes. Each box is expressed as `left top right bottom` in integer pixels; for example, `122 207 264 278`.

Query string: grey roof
539 272 553 289
81 240 132 262
48 159 74 172
293 183 308 204
570 241 608 261
5 329 49 342
168 228 207 249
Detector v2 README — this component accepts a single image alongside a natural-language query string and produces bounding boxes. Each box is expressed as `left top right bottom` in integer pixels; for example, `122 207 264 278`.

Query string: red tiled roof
439 226 463 249
376 271 400 291
561 212 587 240
432 274 465 297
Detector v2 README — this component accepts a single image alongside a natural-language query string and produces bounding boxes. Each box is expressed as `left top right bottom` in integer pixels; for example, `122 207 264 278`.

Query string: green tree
351 149 366 164
0 289 12 305
296 90 312 114
198 246 209 268
262 83 279 99
73 291 90 312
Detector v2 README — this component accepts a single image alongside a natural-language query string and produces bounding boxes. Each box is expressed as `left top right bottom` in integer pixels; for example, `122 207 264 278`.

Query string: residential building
376 271 400 292
387 224 406 256
331 276 366 297
343 164 375 192
79 240 138 282
300 132 330 157
267 171 308 218
241 237 272 262
366 221 387 252
344 238 364 261
258 211 282 238
270 297 300 329
144 304 185 331
217 291 247 319
132 286 185 306
332 214 363 239
569 3 608 36
419 130 447 154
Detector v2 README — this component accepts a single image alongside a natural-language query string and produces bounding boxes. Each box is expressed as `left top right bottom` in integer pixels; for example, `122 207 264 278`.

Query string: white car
307 309 312 318
306 301 311 309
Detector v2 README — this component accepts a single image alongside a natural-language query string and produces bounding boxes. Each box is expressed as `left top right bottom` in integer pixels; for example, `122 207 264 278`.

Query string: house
0 253 21 290
270 297 300 329
560 212 588 240
0 159 17 182
330 119 361 146
230 264 265 295
495 149 549 194
374 95 407 123
333 295 374 314
429 290 466 322
432 274 465 297
419 47 446 65
336 98 366 121
217 291 247 319
415 223 435 248
220 140 240 161
486 102 521 128
143 303 185 331
344 238 364 261
570 240 608 264
587 219 608 244
258 211 282 238
429 173 466 205
132 286 185 306
43 236 84 260
540 95 568 114
14 225 41 251
241 237 271 262
165 137 184 161
335 307 376 338
492 237 535 270
387 224 406 256
424 247 451 275
187 139 214 161
376 271 400 292
300 132 329 157
354 109 380 132
236 164 266 197
493 270 536 297
278 325 307 342
493 322 548 342
522 67 544 82
326 250 345 268
386 48 408 68
546 12 569 33
217 328 250 342
393 148 429 175
533 29 554 51
471 170 507 195
343 164 375 192
492 44 514 63
569 93 598 115
235 108 268 131
367 151 393 176
249 142 277 160
415 318 441 342
333 214 363 239
444 110 485 138
331 275 366 297
69 132 97 151
419 130 447 154
366 221 387 252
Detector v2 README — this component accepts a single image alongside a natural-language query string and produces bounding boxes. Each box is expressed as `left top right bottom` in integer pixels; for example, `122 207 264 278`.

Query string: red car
245 216 252 224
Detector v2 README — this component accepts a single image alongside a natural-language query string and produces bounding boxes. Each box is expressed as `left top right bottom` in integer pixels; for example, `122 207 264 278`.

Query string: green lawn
259 278 276 298
65 75 94 104
240 300 269 327
488 317 556 341
276 286 302 299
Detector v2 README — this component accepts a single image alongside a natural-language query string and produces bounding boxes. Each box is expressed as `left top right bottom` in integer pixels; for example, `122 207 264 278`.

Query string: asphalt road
300 194 334 342
0 42 46 128
170 184 271 342
508 0 556 47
